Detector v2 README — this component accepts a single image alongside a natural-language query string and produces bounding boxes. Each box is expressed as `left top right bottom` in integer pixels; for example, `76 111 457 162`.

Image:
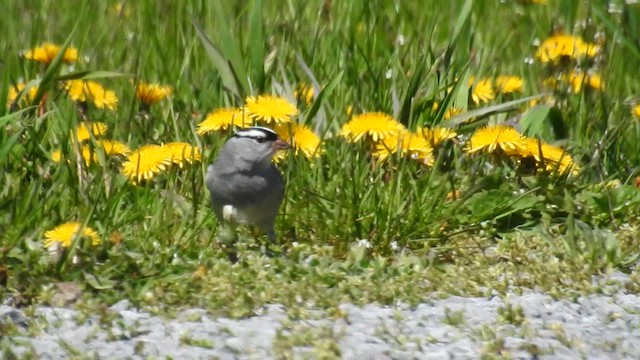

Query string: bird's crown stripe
235 127 278 139
236 129 270 138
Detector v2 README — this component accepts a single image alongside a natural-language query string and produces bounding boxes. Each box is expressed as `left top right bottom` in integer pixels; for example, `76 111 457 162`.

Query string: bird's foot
260 244 280 258
216 225 238 245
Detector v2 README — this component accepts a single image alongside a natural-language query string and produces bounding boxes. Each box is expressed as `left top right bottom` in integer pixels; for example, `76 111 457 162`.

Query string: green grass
2 0 640 317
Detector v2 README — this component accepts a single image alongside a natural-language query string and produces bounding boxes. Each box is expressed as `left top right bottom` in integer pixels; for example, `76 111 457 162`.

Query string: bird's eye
254 137 266 143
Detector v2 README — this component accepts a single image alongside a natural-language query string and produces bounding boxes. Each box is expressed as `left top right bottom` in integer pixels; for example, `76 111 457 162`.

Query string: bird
205 126 290 246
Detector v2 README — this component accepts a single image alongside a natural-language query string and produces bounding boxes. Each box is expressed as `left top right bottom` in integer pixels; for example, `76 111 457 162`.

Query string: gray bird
205 126 290 244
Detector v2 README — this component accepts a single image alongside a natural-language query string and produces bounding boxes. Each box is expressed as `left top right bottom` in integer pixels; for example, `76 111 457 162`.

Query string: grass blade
592 4 640 60
191 16 241 100
398 60 424 126
306 70 343 133
443 0 472 67
445 94 546 129
210 1 250 96
31 21 79 107
248 0 266 93
56 71 129 81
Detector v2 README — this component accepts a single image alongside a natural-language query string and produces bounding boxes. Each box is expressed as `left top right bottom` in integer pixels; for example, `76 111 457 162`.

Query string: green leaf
520 105 552 140
84 272 116 290
191 16 241 100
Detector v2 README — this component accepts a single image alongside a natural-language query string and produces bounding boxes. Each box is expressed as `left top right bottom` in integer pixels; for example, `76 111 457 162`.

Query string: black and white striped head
226 126 290 166
233 126 279 143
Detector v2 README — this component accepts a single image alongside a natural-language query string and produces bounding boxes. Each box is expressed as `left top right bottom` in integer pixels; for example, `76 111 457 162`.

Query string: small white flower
390 241 399 251
396 35 406 46
385 69 393 79
357 239 372 248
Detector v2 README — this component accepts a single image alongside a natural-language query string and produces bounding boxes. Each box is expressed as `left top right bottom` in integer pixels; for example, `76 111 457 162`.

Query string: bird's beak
273 139 291 151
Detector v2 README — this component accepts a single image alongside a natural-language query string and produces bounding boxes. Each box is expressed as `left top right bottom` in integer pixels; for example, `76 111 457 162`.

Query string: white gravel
2 287 640 359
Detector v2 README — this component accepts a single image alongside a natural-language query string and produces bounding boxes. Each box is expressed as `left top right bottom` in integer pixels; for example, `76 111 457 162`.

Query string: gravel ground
2 283 640 359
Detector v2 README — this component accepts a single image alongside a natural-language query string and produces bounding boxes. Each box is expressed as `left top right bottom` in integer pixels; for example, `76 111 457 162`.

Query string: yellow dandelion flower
446 189 461 201
519 138 578 174
340 112 406 142
64 80 85 101
602 179 621 189
419 127 458 147
51 147 98 165
196 108 252 135
527 95 556 108
542 76 559 89
51 150 63 163
121 145 173 183
75 122 108 142
97 140 130 156
372 130 434 165
109 231 123 245
563 71 604 93
163 142 202 168
64 80 118 110
275 123 323 159
466 124 527 155
495 76 524 94
245 94 299 124
633 104 640 119
271 150 286 163
433 102 464 120
346 105 353 118
24 43 78 64
80 147 99 165
469 77 495 105
444 107 464 120
136 82 172 106
109 3 132 17
192 265 207 279
43 222 100 249
535 34 599 63
7 82 39 107
294 83 315 106
51 140 129 166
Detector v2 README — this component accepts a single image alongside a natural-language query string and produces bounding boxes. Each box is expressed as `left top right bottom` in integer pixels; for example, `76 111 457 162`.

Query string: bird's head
228 126 290 167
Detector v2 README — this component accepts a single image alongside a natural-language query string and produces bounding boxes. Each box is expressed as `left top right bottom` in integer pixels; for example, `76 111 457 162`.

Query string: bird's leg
260 228 279 257
218 205 239 262
216 223 238 262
